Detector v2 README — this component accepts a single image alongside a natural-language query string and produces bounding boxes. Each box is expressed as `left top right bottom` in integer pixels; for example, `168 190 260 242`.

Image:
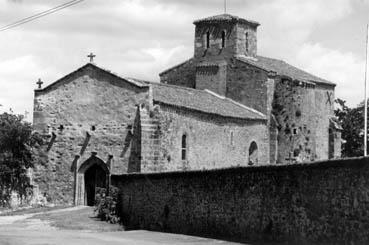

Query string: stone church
32 14 341 205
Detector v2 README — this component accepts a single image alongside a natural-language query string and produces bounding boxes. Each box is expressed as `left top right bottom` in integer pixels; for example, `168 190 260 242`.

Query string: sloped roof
193 14 260 27
38 63 265 121
149 82 266 121
236 55 335 86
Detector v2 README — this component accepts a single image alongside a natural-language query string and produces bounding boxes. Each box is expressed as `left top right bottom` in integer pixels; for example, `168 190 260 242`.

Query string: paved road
0 207 242 245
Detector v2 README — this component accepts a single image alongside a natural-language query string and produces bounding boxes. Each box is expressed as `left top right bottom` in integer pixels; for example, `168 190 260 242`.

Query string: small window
230 131 234 146
206 31 210 49
245 32 249 53
293 128 298 135
221 30 226 48
248 141 258 165
181 134 187 160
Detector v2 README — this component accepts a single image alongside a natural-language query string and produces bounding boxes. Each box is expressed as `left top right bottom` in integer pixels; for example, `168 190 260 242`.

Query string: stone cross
87 52 96 63
36 78 43 89
326 91 333 105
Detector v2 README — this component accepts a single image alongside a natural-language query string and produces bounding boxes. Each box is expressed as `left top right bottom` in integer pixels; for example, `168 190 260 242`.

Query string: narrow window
230 131 234 146
221 30 226 48
245 32 249 53
248 141 258 165
181 134 187 160
206 31 210 49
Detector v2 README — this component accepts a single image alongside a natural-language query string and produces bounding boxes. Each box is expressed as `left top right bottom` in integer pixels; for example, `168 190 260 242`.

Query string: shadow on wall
127 106 141 173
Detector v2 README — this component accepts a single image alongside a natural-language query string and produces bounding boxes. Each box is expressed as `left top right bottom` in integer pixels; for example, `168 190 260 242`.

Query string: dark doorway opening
84 164 106 206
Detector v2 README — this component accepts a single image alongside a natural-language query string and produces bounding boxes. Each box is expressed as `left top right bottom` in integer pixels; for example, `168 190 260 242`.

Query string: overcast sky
0 0 368 120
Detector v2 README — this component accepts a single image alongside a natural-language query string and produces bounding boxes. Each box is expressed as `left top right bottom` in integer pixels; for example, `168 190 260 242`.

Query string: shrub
94 186 120 224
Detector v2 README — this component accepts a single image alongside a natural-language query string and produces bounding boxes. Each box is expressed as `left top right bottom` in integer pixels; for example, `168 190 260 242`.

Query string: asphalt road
0 207 242 245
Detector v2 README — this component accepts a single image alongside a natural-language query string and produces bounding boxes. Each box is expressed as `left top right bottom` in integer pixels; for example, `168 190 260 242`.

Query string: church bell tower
192 14 260 96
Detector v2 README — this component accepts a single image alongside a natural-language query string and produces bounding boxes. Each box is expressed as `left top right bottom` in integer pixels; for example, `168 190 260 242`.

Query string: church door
84 164 107 206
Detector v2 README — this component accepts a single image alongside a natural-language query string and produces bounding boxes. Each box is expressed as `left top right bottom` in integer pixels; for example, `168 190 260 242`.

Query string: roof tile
149 82 266 120
236 55 335 86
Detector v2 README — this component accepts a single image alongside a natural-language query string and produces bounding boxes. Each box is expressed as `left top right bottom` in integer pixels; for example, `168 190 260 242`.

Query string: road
0 207 242 245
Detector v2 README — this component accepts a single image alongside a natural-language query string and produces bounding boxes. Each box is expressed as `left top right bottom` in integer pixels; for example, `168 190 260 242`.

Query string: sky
0 0 369 121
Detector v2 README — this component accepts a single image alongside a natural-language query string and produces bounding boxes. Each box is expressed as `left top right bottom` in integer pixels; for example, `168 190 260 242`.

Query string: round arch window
248 141 258 165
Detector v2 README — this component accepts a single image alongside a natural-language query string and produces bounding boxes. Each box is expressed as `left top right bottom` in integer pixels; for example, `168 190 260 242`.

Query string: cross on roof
36 78 43 89
87 52 96 63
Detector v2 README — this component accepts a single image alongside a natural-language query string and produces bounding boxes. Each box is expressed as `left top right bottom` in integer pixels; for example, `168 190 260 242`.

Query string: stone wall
32 65 150 204
272 79 336 163
272 79 317 163
113 157 369 244
141 103 269 172
159 59 196 88
314 84 336 160
226 59 270 115
195 61 227 96
194 21 257 59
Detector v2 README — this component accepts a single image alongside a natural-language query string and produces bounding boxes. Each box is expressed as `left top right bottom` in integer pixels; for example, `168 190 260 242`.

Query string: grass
31 206 124 232
0 205 71 216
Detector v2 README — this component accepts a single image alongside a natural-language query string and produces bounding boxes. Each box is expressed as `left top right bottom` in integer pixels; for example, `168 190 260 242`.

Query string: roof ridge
204 89 265 117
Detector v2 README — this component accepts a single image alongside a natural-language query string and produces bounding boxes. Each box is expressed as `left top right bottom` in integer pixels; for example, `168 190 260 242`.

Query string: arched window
248 141 258 165
221 30 226 48
245 32 249 53
181 134 187 160
206 31 210 49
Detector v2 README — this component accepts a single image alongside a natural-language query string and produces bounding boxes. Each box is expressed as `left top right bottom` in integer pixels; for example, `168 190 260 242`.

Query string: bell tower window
206 31 210 49
181 134 187 160
245 32 249 53
221 30 226 48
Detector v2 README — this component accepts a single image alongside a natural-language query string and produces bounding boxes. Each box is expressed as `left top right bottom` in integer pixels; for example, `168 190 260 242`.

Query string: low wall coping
112 156 369 180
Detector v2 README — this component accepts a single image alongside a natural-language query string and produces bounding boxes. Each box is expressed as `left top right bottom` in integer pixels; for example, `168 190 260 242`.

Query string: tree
334 98 366 157
0 112 43 207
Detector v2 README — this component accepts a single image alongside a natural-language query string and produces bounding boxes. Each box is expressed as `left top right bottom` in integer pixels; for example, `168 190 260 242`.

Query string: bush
94 186 120 224
0 112 44 208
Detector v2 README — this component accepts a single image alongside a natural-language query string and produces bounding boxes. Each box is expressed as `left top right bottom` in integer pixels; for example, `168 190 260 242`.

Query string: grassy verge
31 206 124 232
0 205 71 216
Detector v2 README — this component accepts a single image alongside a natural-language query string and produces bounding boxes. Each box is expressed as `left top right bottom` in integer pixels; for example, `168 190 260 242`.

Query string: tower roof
193 14 260 27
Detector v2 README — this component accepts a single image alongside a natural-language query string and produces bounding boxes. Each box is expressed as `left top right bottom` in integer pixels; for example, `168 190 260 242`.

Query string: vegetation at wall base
0 112 45 208
94 186 120 224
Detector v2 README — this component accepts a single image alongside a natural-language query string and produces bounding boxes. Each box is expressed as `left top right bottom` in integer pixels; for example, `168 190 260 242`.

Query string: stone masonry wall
113 157 369 244
314 84 336 160
32 66 149 204
272 80 336 163
141 103 269 172
272 79 317 163
194 21 257 59
195 61 227 96
159 59 196 88
226 59 269 115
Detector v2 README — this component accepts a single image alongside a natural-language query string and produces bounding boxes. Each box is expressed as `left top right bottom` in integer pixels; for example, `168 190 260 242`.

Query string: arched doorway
84 164 106 206
76 155 109 206
248 141 258 165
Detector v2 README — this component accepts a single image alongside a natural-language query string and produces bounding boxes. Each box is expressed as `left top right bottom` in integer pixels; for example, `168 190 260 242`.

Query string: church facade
32 14 341 205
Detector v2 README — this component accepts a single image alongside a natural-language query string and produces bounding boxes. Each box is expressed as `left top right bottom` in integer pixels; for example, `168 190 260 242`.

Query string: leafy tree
0 112 43 207
334 98 366 157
